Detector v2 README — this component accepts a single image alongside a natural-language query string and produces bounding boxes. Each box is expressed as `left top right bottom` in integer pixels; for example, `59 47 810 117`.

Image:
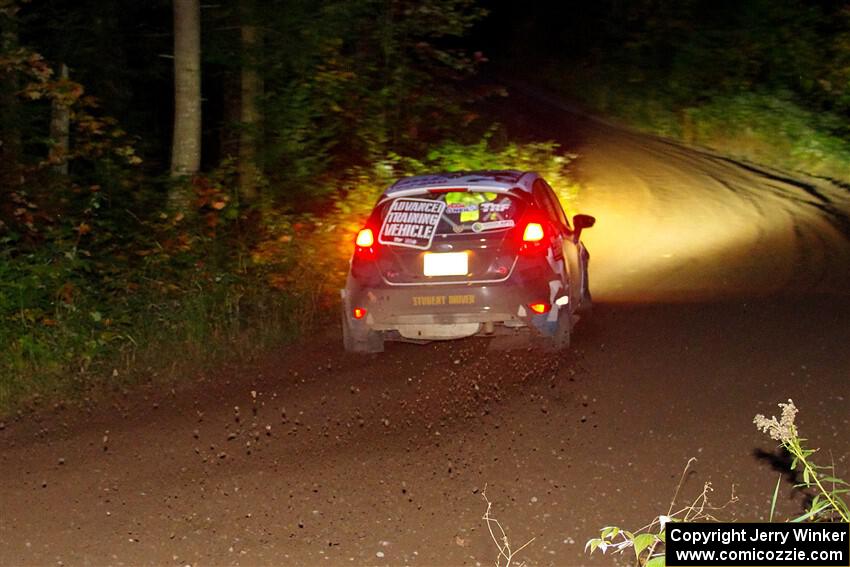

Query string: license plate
423 252 468 277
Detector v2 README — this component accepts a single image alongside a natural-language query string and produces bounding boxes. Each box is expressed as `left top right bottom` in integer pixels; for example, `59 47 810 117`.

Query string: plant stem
788 440 849 522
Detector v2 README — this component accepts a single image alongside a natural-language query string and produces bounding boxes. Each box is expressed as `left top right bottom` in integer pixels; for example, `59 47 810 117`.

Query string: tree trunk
49 63 70 175
238 0 262 203
0 8 21 190
170 0 202 207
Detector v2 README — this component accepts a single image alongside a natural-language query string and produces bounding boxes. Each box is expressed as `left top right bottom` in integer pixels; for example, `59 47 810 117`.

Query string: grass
0 266 311 415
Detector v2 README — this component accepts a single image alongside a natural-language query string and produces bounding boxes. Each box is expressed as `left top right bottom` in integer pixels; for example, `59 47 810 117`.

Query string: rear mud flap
529 313 559 337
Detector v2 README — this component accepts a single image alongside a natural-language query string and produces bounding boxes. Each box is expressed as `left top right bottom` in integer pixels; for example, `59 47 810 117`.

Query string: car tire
578 279 593 316
341 306 384 354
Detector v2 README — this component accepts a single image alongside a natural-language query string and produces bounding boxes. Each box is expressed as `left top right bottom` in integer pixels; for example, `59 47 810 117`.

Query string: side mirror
573 214 596 230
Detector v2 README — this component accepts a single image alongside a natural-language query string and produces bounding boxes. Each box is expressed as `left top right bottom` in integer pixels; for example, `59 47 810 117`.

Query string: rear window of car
375 191 525 237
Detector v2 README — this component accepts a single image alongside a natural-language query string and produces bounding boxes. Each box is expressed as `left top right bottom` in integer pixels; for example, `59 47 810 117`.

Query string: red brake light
354 227 378 259
529 302 549 314
517 214 549 256
522 222 545 242
352 307 367 319
355 228 374 248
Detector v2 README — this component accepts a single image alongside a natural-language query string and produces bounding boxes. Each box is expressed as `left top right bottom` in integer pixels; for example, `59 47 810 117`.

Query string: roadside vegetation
499 0 850 183
585 400 849 566
0 1 578 413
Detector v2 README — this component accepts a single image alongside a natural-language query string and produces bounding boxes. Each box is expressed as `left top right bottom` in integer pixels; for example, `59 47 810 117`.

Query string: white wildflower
754 399 798 443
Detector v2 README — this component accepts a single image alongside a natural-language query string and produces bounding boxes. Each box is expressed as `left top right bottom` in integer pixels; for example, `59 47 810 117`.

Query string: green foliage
755 399 849 523
388 131 578 209
259 0 489 199
546 62 850 182
683 93 850 181
531 0 850 183
0 176 305 413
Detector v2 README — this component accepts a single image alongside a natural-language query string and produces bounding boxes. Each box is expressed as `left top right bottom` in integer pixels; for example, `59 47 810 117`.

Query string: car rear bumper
341 277 567 341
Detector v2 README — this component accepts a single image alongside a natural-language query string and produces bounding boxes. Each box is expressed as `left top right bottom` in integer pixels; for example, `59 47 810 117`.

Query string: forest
2 0 849 411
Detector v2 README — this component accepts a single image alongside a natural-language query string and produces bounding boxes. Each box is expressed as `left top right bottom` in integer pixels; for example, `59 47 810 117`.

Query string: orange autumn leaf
58 282 75 304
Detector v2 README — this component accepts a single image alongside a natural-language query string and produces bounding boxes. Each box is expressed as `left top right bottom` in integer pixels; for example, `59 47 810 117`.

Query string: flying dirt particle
41 480 47 488
58 457 65 465
376 551 385 558
193 429 200 439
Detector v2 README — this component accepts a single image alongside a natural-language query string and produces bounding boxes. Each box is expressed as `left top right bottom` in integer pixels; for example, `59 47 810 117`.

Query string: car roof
381 170 539 199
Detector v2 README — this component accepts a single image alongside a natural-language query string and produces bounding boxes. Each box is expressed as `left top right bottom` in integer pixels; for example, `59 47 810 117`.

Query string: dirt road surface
2 90 849 567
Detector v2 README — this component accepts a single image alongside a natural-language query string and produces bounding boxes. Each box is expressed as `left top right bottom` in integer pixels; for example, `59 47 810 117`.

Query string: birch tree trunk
170 0 202 207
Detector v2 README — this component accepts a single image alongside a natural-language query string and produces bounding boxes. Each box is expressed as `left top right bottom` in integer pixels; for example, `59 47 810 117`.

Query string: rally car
340 170 595 353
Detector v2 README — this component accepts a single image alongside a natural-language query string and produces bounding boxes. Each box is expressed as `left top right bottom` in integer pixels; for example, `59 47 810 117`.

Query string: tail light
517 214 549 255
354 227 377 258
355 228 374 247
352 307 367 319
522 222 545 242
529 302 549 314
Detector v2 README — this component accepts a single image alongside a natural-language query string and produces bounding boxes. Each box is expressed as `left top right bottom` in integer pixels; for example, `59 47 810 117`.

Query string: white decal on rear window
480 201 511 213
379 198 446 249
445 203 479 213
471 219 516 233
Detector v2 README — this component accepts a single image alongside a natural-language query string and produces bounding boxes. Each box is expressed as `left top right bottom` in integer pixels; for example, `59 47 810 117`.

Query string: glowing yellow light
355 228 374 247
523 222 545 242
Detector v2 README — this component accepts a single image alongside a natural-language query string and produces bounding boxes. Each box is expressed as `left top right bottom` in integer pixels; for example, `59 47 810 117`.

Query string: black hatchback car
341 170 595 353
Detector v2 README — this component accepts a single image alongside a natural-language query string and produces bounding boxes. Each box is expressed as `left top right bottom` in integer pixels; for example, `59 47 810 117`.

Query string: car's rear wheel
578 278 593 316
341 305 384 353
